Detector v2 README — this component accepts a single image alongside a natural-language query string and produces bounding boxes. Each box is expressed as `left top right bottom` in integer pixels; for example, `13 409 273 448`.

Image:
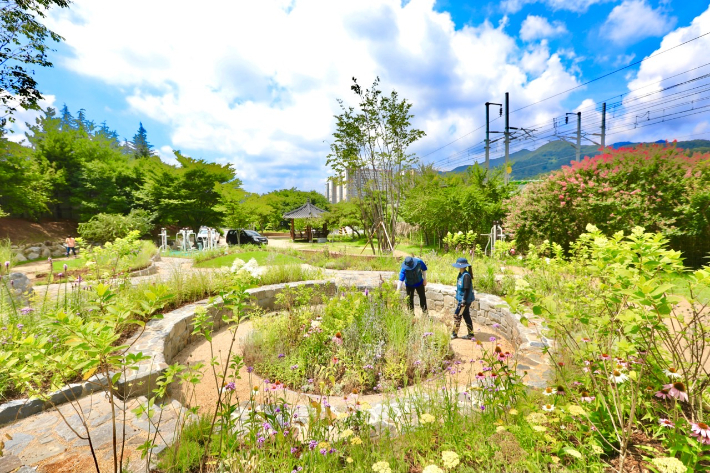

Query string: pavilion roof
282 200 327 219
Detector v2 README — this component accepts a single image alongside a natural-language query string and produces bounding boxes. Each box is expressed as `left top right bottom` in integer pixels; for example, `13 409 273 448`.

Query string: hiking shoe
451 332 458 339
466 333 476 340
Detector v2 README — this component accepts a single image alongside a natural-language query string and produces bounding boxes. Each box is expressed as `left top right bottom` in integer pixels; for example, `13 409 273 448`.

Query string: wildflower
580 391 595 403
495 425 506 432
290 447 298 454
526 413 547 424
63 263 68 272
691 422 710 444
666 382 689 402
599 353 611 361
651 457 686 473
543 387 554 396
532 425 547 432
556 386 566 396
581 337 591 343
252 386 259 392
346 457 353 464
372 461 391 473
340 429 354 439
609 370 628 384
658 418 675 428
509 408 519 415
591 445 604 455
664 367 681 379
16 324 23 330
350 436 363 445
257 436 265 446
290 364 298 371
320 448 327 455
489 336 496 342
542 404 555 412
441 451 459 468
422 466 444 473
567 405 586 416
308 440 318 450
278 353 285 359
247 366 254 373
655 388 671 400
423 331 434 338
492 323 501 328
224 382 236 391
419 413 436 424
19 307 34 315
414 360 421 366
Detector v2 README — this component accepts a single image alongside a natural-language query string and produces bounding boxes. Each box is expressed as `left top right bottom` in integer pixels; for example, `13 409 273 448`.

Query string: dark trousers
406 284 427 313
453 302 473 335
66 247 77 256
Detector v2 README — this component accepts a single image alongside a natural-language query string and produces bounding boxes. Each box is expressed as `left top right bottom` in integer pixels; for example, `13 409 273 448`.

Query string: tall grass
0 239 14 271
257 264 322 286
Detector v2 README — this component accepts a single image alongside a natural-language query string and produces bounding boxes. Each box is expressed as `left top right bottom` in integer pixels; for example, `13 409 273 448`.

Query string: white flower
372 461 392 473
542 404 555 412
609 370 628 384
419 413 436 424
664 367 682 379
651 457 687 473
545 257 550 264
441 451 460 469
310 319 321 328
422 466 444 473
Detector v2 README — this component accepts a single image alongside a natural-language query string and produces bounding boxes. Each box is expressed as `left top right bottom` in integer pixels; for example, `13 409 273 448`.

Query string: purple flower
278 353 285 359
320 448 327 455
20 307 34 315
414 360 421 366
363 364 374 370
328 448 336 454
247 366 254 373
224 382 236 391
290 364 298 370
308 440 318 450
492 323 501 328
3 261 8 270
423 332 434 338
290 447 298 454
257 436 265 446
480 404 486 411
16 324 23 330
76 275 83 283
364 289 369 296
63 263 68 272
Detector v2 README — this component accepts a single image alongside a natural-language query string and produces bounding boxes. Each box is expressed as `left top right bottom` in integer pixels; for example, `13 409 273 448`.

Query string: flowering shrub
505 143 710 266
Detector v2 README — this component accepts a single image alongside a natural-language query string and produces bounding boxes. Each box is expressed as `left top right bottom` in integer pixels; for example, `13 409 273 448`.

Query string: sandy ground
171 312 516 416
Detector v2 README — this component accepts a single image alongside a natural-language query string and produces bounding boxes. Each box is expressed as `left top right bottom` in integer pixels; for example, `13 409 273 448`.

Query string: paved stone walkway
0 394 185 473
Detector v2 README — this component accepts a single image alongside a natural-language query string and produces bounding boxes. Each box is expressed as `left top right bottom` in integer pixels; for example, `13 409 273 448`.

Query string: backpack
404 262 423 286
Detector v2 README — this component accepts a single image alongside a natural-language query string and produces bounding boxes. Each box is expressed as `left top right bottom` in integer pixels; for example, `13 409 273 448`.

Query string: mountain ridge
444 139 710 180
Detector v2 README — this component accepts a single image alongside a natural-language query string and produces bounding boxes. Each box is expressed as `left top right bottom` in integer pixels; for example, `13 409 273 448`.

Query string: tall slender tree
131 122 153 158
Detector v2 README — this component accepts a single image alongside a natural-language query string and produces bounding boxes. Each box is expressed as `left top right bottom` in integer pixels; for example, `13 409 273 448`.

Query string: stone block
0 455 22 473
48 383 83 405
443 295 455 309
0 399 44 426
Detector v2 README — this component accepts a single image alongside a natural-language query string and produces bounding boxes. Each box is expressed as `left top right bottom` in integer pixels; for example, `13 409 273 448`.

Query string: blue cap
404 256 415 268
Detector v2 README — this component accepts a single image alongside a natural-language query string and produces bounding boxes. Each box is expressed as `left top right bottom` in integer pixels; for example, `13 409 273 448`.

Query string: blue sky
9 0 710 193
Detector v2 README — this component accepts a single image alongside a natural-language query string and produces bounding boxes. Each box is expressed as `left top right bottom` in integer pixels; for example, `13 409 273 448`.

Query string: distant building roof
283 200 327 219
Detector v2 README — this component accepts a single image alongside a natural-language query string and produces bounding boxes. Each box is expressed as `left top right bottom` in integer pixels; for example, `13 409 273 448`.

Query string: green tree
131 122 152 158
137 150 236 230
0 0 69 121
327 77 425 253
323 199 364 238
0 130 53 217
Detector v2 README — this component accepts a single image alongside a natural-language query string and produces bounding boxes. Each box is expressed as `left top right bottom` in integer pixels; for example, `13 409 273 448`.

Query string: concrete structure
326 168 388 203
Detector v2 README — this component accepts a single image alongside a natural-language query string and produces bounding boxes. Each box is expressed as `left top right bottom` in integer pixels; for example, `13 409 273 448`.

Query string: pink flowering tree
505 143 710 266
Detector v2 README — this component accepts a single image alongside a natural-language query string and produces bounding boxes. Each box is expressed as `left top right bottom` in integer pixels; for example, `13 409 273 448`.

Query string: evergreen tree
59 104 74 130
95 121 121 148
75 108 94 134
131 122 153 158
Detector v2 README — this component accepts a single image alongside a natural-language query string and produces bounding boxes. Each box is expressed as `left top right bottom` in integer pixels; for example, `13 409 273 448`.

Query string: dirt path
171 313 515 416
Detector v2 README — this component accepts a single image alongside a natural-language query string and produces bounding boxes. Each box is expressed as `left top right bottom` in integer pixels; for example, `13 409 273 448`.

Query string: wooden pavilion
283 199 328 242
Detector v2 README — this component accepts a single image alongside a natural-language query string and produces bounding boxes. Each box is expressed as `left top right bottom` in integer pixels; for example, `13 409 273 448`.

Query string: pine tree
131 122 153 158
59 104 74 130
75 109 95 134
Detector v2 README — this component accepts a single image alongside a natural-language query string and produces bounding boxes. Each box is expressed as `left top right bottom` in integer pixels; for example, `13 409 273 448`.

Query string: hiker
65 235 77 257
451 257 475 339
396 256 428 313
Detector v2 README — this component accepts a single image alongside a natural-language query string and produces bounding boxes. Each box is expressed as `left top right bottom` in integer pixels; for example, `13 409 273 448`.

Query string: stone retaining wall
129 253 161 277
0 278 551 426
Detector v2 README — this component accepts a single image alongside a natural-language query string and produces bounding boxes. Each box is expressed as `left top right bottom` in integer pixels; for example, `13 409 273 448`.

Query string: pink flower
658 418 674 428
691 422 710 445
665 382 689 402
655 388 671 400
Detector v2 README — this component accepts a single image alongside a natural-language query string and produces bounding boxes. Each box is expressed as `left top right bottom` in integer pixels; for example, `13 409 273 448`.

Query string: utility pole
600 102 606 149
575 111 581 162
484 101 502 176
504 92 510 184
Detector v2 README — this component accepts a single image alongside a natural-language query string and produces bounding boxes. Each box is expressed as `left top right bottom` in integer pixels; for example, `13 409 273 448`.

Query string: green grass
193 250 303 268
52 258 85 272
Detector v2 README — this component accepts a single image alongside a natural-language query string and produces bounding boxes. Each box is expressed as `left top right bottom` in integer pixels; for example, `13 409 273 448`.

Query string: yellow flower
340 429 354 439
567 405 586 417
372 461 392 473
441 451 460 469
532 425 547 432
419 413 436 424
509 408 519 415
360 401 372 410
422 465 444 473
346 457 354 464
591 445 603 455
318 441 330 450
651 457 686 473
351 436 363 445
337 412 349 420
551 456 560 464
496 426 507 433
526 412 547 424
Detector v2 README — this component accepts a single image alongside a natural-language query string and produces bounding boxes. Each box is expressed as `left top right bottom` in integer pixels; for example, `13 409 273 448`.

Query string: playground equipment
176 228 196 252
196 226 219 250
483 221 505 257
159 228 168 251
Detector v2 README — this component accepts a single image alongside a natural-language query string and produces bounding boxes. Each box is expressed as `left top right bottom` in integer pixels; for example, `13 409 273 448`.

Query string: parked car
226 229 268 246
196 226 220 249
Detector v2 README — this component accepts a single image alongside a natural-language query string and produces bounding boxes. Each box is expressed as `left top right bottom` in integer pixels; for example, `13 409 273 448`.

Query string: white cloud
520 15 567 42
601 0 676 45
613 5 710 143
502 0 612 14
45 0 583 190
4 95 56 143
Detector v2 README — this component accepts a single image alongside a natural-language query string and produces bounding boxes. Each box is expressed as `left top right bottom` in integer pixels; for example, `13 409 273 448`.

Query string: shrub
78 209 154 243
505 143 710 267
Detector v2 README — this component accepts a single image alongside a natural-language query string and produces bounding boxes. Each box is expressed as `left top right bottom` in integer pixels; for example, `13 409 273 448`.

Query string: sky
8 0 710 193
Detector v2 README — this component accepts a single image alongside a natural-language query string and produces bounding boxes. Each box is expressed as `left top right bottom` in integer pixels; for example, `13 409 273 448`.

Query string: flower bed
243 287 453 395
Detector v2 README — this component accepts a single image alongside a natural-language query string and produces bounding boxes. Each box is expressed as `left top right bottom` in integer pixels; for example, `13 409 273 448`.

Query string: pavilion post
290 219 295 241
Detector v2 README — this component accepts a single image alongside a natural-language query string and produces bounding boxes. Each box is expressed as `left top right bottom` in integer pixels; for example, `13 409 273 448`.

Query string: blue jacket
399 258 427 287
456 271 474 304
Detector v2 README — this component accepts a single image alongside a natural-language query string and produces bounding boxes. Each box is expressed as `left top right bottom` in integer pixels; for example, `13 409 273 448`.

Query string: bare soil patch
0 218 77 245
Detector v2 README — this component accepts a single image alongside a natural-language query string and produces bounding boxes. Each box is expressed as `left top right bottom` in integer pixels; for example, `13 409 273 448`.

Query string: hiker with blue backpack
451 257 475 339
396 256 428 313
